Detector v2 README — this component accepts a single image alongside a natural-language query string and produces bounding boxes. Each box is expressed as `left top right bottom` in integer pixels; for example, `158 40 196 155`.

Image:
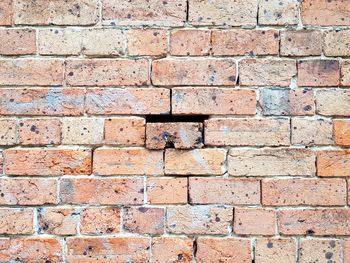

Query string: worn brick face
255 238 297 263
258 0 299 25
38 208 78 235
0 29 36 55
299 239 342 263
152 237 193 263
170 29 211 56
147 177 188 204
334 120 350 146
317 150 350 177
280 30 323 56
0 0 12 25
0 208 34 235
80 207 120 235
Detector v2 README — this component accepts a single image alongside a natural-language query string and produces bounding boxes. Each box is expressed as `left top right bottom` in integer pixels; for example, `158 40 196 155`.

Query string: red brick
317 150 350 177
0 119 17 145
345 240 350 263
152 237 193 263
38 208 78 235
341 60 350 86
0 29 36 55
0 208 34 235
334 119 350 146
299 239 342 263
152 58 236 86
258 0 299 25
60 178 144 205
170 29 210 56
0 0 12 25
262 178 346 206
147 177 188 204
128 29 167 56
255 238 297 263
280 30 323 56
324 30 350 56
316 89 350 116
80 207 120 235
189 177 260 205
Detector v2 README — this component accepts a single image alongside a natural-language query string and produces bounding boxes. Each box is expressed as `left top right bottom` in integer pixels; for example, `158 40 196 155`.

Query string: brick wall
0 0 350 262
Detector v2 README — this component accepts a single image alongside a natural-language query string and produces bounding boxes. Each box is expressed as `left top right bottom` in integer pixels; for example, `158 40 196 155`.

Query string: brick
298 60 340 87
170 29 210 56
14 0 99 25
324 30 350 56
152 58 236 86
0 152 3 174
0 0 12 25
0 119 17 145
66 237 150 262
189 177 260 205
4 148 92 176
146 122 203 149
259 89 315 116
94 148 163 175
205 118 290 146
0 59 63 86
86 88 170 115
301 0 350 26
262 178 346 206
345 240 350 263
316 90 350 116
19 118 61 145
0 238 62 262
334 119 350 146
0 88 85 116
172 87 256 115
280 208 350 235
164 148 226 175
280 30 323 56
0 208 34 235
0 29 36 55
147 177 187 204
60 178 144 205
166 205 232 235
255 238 296 263
240 59 296 86
234 208 276 236
103 0 186 26
0 178 58 205
299 239 342 263
105 117 145 146
258 0 299 25
62 118 104 145
38 208 78 235
65 59 149 86
189 0 258 26
80 207 120 235
228 148 316 177
123 207 165 235
291 118 333 145
341 60 350 86
128 29 167 56
152 237 193 263
212 29 279 56
196 238 251 263
317 150 350 177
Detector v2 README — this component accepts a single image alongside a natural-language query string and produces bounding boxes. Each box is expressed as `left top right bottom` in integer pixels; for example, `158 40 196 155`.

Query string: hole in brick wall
145 114 209 123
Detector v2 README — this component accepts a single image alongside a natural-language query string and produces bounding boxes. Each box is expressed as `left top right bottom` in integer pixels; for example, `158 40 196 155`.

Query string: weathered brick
279 208 350 235
147 177 188 204
164 149 226 175
228 148 316 177
170 29 210 56
255 238 297 263
0 0 12 25
196 238 251 263
205 118 290 146
259 89 315 116
146 122 203 149
123 207 165 235
189 0 258 26
240 59 296 86
189 178 260 205
317 150 350 177
166 205 233 235
341 60 350 86
0 119 17 145
38 208 78 235
152 59 236 86
316 89 350 116
0 178 58 205
234 208 276 236
298 60 340 87
0 152 3 174
60 178 144 205
0 208 34 235
0 88 85 116
334 119 350 146
299 239 342 263
212 29 279 56
152 237 193 263
80 207 120 235
19 118 61 145
345 240 350 263
0 59 63 86
105 117 145 146
291 118 333 145
262 178 346 206
172 87 256 115
66 237 150 262
0 29 36 55
324 30 350 56
301 0 350 26
14 0 99 25
258 0 299 25
94 148 163 175
280 30 323 56
4 148 92 176
128 29 167 56
85 88 170 115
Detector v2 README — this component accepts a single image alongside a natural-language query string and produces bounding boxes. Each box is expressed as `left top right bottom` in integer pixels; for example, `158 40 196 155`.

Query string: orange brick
0 0 12 25
234 208 276 236
147 177 188 204
317 150 350 177
334 120 350 146
128 29 167 56
80 207 120 235
280 30 323 56
0 208 34 235
262 178 346 206
0 119 17 145
60 178 144 205
255 238 297 263
38 208 78 235
341 60 350 86
316 90 350 116
324 30 350 56
93 148 163 175
170 29 210 56
152 237 193 263
299 239 342 263
258 0 299 25
0 29 36 55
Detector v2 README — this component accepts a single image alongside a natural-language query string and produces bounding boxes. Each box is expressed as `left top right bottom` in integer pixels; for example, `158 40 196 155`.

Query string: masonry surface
0 0 350 262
